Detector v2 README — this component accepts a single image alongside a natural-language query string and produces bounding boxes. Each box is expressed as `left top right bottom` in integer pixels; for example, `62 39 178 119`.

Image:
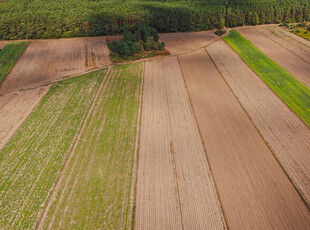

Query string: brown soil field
159 30 218 55
135 56 226 229
237 27 310 88
208 39 310 208
0 87 49 149
254 26 310 64
0 41 9 50
178 48 310 229
0 37 111 94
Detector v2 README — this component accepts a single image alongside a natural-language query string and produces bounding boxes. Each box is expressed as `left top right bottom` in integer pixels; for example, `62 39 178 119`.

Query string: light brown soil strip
237 27 310 88
179 48 310 229
0 37 111 94
135 56 226 229
0 87 49 150
208 39 310 208
254 26 310 64
160 30 218 55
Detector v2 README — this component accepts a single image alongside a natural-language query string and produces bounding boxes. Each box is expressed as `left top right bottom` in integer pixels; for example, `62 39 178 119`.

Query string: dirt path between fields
179 48 310 229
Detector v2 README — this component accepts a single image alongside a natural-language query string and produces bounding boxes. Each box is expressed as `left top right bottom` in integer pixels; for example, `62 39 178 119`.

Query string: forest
0 0 310 40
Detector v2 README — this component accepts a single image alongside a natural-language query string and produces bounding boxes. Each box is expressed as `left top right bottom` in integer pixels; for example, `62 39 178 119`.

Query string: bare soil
208 39 310 208
160 30 218 55
0 87 49 150
135 56 226 229
0 41 9 50
0 37 111 94
237 27 310 88
178 48 310 229
254 25 310 64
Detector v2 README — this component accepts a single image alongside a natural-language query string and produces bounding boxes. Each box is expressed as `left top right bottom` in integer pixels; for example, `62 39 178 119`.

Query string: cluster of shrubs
108 24 165 57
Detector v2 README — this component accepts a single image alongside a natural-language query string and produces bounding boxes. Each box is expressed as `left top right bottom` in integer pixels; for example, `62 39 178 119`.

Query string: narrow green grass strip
0 42 28 83
223 30 310 127
0 70 105 229
40 63 143 229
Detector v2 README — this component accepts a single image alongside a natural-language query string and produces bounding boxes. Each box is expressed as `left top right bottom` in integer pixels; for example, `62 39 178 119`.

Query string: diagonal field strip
0 42 28 84
223 30 310 128
0 70 104 229
178 48 310 229
135 56 226 229
237 27 310 88
38 63 143 229
208 40 310 208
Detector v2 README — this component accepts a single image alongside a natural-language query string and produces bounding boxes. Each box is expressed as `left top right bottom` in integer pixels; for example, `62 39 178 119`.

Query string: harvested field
135 56 226 229
178 49 310 229
208 39 310 208
254 25 310 63
0 37 111 94
223 30 310 127
39 63 143 229
237 27 310 88
159 30 218 55
0 87 49 150
0 42 28 83
0 71 104 229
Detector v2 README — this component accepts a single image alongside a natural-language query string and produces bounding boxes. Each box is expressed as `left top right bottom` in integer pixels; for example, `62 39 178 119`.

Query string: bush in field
108 24 164 58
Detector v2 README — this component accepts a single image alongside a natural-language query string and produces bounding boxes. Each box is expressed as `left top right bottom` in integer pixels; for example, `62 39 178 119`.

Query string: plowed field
135 56 226 229
0 37 111 94
178 48 310 229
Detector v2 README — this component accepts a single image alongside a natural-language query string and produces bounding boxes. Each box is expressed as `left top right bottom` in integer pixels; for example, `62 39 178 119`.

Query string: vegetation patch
39 63 142 229
0 70 105 229
224 30 310 127
0 42 27 83
108 24 168 62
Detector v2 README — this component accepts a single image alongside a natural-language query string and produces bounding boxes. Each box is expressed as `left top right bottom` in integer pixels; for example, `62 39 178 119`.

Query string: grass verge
39 63 143 229
0 70 105 229
0 42 28 83
223 30 310 127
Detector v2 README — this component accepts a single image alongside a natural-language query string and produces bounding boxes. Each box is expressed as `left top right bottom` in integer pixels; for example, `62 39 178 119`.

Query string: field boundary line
0 41 29 89
35 67 110 229
207 45 310 211
131 61 145 230
221 37 310 131
0 36 221 97
253 27 310 65
176 54 228 230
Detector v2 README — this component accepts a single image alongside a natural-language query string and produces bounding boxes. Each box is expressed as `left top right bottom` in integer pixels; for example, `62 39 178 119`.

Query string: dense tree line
0 0 310 40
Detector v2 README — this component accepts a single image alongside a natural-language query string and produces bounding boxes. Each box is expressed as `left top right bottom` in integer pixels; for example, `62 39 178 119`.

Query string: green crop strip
0 42 28 83
39 63 143 229
0 69 105 229
223 30 310 127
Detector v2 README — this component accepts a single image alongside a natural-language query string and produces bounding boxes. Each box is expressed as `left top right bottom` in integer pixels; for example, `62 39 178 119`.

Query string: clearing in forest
0 37 111 94
159 30 218 55
135 56 226 229
0 87 49 150
0 42 28 84
208 39 310 208
237 27 310 88
0 70 104 229
223 30 310 127
38 63 143 230
178 48 310 229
